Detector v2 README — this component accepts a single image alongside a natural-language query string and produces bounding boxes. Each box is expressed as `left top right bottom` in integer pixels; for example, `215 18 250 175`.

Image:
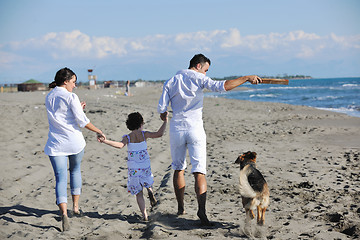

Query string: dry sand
0 84 359 239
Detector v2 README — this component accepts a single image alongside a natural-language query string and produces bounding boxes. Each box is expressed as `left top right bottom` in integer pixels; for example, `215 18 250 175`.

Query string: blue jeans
49 149 84 205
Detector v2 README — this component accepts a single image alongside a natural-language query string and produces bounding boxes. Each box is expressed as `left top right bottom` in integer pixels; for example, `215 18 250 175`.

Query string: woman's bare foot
73 209 84 217
73 205 82 216
61 215 70 231
72 195 80 214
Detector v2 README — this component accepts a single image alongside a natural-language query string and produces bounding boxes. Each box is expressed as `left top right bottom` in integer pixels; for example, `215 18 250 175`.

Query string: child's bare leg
136 190 148 221
147 187 157 207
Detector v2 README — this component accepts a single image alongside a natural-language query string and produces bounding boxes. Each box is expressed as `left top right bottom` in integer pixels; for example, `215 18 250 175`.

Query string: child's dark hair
126 112 144 130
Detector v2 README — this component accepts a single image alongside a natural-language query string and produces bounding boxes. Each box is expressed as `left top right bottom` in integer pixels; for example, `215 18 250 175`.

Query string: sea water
205 77 360 118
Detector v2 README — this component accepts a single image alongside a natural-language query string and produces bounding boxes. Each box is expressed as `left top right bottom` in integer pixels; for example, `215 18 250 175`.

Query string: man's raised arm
224 75 262 91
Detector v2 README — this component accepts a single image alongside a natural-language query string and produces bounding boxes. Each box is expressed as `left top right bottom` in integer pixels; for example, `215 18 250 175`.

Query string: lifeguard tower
88 69 97 89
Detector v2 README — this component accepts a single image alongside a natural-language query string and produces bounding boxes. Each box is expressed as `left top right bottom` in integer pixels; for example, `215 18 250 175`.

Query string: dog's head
235 151 257 169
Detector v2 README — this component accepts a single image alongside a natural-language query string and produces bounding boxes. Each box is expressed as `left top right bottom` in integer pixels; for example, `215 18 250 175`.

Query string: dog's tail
239 165 256 198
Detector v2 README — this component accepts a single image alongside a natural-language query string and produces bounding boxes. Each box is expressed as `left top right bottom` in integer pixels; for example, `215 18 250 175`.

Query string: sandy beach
0 84 359 239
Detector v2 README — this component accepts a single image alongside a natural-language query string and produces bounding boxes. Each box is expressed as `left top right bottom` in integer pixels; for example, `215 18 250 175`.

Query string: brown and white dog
235 151 269 225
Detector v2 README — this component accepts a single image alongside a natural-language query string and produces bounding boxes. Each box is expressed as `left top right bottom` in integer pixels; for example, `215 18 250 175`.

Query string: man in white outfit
157 54 261 225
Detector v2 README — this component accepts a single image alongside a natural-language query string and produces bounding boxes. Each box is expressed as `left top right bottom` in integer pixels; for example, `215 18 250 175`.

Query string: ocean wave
316 107 360 118
250 94 277 98
316 96 340 101
269 86 316 90
329 87 360 91
268 86 336 90
342 84 359 87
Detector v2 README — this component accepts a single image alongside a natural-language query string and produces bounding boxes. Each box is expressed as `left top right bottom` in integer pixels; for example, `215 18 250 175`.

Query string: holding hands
97 133 106 143
160 111 169 122
98 111 168 149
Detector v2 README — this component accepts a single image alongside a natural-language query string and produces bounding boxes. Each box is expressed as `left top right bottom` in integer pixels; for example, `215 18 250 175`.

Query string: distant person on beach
98 111 168 221
157 53 262 225
125 80 131 96
44 67 105 231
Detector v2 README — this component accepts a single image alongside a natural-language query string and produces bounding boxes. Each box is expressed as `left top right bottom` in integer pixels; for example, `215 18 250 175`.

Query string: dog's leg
242 197 255 220
244 209 254 238
245 209 249 217
260 207 267 225
249 209 255 219
245 209 254 219
257 205 262 224
257 206 266 225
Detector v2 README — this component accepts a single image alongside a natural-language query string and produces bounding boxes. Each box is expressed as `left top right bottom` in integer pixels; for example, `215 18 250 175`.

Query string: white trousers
169 126 207 174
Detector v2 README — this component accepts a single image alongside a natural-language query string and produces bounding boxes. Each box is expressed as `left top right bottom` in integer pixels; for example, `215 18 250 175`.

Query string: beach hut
135 81 146 87
17 79 46 92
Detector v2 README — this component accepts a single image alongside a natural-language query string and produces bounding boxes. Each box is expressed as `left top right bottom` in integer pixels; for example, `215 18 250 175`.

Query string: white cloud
217 30 360 60
330 32 360 49
220 28 242 48
1 29 359 68
92 36 128 58
219 30 324 54
286 30 321 41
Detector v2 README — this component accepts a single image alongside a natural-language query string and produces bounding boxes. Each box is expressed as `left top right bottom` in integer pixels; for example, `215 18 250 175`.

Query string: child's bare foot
142 212 148 222
149 195 158 207
147 188 158 207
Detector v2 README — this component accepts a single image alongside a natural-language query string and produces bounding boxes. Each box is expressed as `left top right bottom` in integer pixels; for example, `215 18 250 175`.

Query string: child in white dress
98 112 168 221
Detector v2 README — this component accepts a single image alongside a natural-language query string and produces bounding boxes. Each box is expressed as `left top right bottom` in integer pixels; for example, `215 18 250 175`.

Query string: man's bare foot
197 210 214 226
177 210 186 215
177 206 185 215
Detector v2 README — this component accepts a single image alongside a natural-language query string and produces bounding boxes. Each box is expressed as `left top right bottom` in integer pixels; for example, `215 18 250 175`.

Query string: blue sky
0 0 359 84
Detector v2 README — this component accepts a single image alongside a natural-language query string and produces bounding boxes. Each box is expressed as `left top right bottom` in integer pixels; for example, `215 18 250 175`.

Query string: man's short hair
188 54 211 69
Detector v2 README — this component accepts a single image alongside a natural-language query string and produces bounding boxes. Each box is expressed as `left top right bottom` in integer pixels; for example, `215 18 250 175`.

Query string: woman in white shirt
44 67 105 231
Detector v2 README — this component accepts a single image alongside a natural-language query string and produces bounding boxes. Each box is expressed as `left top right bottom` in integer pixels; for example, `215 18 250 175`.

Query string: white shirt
44 86 90 156
157 69 226 130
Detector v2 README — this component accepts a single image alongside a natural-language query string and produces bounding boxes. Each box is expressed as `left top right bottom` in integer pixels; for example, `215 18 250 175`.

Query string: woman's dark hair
49 67 77 88
126 112 144 130
188 53 211 69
